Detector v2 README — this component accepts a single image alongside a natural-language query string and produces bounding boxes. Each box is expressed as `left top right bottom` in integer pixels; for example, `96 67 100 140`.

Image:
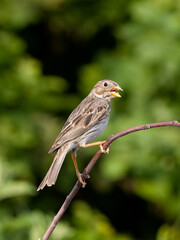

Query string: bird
37 80 123 191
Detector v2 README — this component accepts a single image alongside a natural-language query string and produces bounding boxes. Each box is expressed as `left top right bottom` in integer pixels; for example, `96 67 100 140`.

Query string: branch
40 121 180 240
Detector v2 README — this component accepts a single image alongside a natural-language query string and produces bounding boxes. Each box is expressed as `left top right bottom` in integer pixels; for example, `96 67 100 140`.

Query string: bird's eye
104 82 108 87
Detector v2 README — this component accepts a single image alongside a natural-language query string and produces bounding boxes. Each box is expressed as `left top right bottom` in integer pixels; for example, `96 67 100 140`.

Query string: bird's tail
37 144 69 191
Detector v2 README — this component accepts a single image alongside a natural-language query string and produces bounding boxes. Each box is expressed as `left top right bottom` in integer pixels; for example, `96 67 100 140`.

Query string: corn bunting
37 80 123 190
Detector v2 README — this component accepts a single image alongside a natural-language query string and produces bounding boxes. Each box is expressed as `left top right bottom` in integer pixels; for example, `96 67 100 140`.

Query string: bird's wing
49 95 110 153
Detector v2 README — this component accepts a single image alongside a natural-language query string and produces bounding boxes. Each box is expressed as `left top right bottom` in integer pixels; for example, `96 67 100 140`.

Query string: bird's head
92 80 123 100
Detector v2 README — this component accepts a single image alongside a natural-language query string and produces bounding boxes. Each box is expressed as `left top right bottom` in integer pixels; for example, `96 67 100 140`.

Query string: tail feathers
37 145 69 191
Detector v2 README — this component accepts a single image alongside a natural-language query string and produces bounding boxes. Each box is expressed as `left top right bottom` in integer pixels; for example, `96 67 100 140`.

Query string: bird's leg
71 152 86 188
81 141 109 154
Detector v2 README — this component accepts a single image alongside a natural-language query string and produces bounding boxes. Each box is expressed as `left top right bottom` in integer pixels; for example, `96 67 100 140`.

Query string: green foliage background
0 0 180 239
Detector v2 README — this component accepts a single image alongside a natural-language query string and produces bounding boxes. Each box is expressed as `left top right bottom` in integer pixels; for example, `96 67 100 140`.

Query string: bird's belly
79 117 109 146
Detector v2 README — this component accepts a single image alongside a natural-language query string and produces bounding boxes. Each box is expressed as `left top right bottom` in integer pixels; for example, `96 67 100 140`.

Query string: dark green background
0 0 180 239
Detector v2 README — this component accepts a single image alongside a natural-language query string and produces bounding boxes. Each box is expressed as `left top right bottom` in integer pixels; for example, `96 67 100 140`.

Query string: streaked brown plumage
37 80 123 191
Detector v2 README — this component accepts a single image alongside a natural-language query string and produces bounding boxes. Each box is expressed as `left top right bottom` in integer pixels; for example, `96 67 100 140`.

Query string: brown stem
40 121 180 240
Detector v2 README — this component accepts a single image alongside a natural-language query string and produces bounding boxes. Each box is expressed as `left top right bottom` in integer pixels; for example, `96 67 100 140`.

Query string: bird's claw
100 143 109 154
77 173 87 188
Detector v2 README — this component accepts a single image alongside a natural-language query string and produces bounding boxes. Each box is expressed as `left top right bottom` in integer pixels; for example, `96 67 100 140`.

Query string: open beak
110 85 123 97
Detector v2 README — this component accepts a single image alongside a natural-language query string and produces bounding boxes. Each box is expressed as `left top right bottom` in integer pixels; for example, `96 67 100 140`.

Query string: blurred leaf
0 181 35 201
71 201 133 240
156 224 180 240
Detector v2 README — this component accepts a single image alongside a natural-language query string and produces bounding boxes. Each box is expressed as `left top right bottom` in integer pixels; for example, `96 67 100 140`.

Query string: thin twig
40 121 180 240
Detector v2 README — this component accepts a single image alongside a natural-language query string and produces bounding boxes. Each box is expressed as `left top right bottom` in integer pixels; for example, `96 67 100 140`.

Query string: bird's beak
110 86 123 97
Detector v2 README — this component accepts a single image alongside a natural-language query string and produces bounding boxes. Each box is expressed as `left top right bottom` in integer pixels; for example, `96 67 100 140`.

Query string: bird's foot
77 172 86 188
99 141 109 154
81 141 109 154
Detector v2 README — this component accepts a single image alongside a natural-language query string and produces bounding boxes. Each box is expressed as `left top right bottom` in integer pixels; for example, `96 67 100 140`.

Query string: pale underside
49 93 111 154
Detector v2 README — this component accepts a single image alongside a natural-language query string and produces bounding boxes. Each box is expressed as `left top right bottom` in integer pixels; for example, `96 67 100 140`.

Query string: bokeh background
0 0 180 239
